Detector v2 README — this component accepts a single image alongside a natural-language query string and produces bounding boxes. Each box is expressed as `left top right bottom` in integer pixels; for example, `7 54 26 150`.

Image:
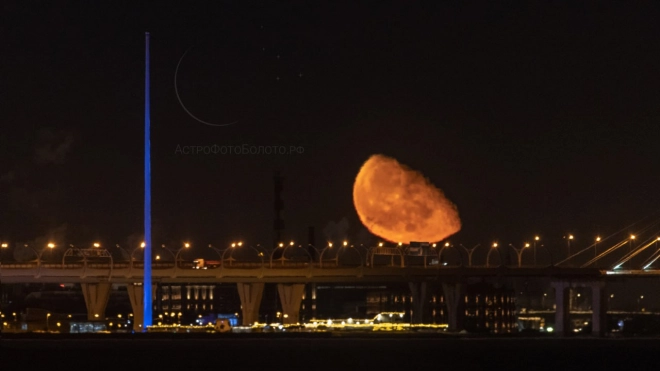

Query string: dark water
2 333 658 370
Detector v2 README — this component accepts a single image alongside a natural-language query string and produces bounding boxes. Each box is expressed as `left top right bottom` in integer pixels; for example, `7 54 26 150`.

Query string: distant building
463 282 518 333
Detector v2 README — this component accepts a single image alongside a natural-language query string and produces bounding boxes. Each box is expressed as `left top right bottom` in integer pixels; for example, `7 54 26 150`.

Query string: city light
568 235 574 240
47 243 55 248
378 242 383 247
524 243 530 248
328 242 333 247
140 242 146 248
1 243 8 248
492 243 498 248
343 241 348 246
238 242 243 247
596 237 601 242
93 242 100 248
535 236 540 241
184 243 190 248
631 235 636 240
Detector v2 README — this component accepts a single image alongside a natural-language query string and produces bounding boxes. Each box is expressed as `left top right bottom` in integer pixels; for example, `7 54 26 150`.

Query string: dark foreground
2 333 658 370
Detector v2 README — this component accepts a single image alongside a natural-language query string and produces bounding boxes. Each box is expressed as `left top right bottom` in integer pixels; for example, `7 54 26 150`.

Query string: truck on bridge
192 259 221 269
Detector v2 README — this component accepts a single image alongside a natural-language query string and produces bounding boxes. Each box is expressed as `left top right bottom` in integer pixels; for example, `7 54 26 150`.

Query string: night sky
3 1 660 259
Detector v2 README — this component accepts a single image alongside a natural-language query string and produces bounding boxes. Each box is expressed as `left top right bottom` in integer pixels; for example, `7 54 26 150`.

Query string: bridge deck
0 263 610 283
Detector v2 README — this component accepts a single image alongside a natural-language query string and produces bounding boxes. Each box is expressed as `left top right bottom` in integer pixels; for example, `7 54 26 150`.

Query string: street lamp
46 312 51 331
630 235 636 254
175 242 190 269
0 243 8 306
319 242 335 268
533 236 540 266
459 244 480 267
32 243 57 276
595 237 601 259
509 244 528 267
486 242 499 268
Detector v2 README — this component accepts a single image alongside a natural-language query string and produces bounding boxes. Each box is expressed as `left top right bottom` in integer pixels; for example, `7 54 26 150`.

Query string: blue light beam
143 31 153 331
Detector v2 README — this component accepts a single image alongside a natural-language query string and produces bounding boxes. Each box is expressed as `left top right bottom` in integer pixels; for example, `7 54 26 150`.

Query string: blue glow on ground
143 31 152 330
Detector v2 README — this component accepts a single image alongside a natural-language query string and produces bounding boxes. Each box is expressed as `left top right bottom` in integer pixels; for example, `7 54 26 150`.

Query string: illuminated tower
273 171 284 248
143 31 153 330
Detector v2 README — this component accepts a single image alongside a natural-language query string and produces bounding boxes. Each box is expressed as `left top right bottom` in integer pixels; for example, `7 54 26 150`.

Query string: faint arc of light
174 46 238 127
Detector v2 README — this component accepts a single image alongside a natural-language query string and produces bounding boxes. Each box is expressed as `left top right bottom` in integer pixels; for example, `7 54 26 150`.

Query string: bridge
2 234 660 336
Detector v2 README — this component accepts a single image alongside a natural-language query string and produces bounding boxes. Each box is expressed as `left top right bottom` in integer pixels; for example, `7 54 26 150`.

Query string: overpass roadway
0 262 611 284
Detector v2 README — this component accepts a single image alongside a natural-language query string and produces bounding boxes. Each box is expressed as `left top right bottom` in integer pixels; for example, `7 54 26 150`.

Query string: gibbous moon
353 154 461 243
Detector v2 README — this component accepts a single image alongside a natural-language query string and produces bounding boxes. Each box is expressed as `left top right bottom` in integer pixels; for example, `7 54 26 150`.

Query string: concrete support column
277 283 305 324
552 281 571 336
409 282 428 324
127 283 156 332
81 282 111 321
442 282 466 332
237 282 264 326
591 281 607 337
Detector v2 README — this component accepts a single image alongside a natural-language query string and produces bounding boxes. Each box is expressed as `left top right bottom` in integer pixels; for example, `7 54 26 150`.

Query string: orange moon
353 154 461 243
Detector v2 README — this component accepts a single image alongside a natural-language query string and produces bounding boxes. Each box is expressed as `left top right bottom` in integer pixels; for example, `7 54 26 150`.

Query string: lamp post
0 243 8 314
319 242 334 268
630 235 636 254
115 244 131 264
567 235 574 264
175 243 190 268
595 236 601 260
46 312 51 332
128 242 145 276
486 242 499 268
32 243 56 277
459 244 480 267
533 236 540 266
509 243 529 268
223 242 241 267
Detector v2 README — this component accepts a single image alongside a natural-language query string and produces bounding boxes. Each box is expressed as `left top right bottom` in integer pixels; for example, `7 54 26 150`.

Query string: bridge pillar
237 283 264 326
442 282 466 332
590 281 607 337
127 283 156 332
409 282 428 324
551 281 571 336
81 282 111 321
277 283 305 324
